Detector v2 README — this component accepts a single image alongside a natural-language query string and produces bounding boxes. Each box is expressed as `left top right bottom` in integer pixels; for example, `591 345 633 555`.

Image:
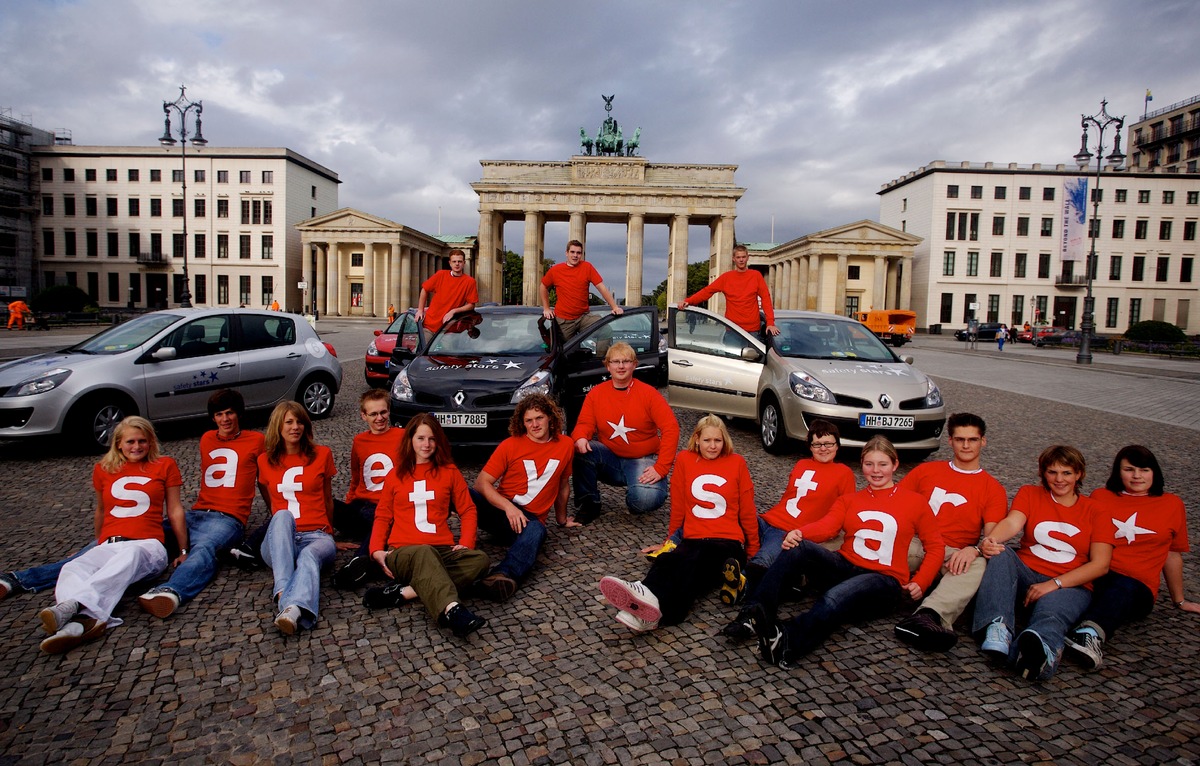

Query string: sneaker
227 542 263 571
332 556 371 589
40 617 106 655
39 600 80 634
598 577 662 624
439 603 486 638
720 609 756 642
644 539 677 561
476 572 518 602
363 583 409 610
274 605 302 636
1015 630 1055 681
979 617 1012 662
574 498 603 526
138 588 180 619
719 558 746 606
895 608 958 652
1063 628 1104 671
0 573 18 601
750 604 789 666
615 609 658 632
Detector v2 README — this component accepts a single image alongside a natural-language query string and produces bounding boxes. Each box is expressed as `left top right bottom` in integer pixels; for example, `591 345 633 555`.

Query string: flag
1146 89 1153 101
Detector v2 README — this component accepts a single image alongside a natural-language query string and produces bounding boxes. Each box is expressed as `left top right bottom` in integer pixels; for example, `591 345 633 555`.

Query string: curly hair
509 393 566 438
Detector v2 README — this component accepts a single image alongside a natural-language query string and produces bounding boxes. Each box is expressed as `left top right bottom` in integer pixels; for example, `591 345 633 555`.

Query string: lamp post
1072 99 1125 365
159 85 207 308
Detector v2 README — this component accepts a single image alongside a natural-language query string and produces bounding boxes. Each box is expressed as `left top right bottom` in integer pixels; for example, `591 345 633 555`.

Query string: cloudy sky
5 0 1199 297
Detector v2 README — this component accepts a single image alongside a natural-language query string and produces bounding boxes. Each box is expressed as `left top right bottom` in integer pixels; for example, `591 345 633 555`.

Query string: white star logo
504 361 522 369
484 359 498 365
607 416 635 443
1112 512 1155 544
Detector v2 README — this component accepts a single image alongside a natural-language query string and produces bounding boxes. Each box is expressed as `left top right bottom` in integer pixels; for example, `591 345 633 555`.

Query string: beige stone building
1129 92 1200 174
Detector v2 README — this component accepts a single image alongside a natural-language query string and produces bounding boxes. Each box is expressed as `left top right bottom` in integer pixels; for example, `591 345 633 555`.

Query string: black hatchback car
953 322 1005 341
388 306 665 445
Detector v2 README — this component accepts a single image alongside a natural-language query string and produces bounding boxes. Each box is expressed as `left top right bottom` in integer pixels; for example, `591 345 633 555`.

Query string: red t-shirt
93 458 183 543
571 380 680 477
898 460 1008 548
369 462 477 551
541 261 603 320
684 269 776 333
760 459 856 532
257 446 336 533
1010 485 1103 581
1091 488 1190 598
346 428 406 503
421 271 479 332
802 486 945 593
668 450 760 556
194 430 266 524
481 434 575 522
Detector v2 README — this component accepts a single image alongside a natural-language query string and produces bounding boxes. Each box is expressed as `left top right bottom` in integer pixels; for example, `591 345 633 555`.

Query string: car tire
69 393 135 454
298 375 336 419
759 396 791 455
891 338 907 347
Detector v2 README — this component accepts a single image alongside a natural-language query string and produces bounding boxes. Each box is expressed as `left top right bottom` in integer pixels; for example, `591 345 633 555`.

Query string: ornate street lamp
1072 99 1125 365
159 85 207 308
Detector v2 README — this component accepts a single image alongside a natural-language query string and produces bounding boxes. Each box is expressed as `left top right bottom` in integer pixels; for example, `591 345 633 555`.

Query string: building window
106 231 118 258
195 169 205 183
946 185 959 199
846 265 861 280
86 231 98 257
1015 252 1027 278
262 170 273 184
1129 298 1141 325
217 274 229 305
42 229 54 255
150 233 162 256
239 235 251 259
241 199 250 225
194 198 205 218
42 168 52 182
261 276 274 306
173 233 185 259
1040 217 1053 237
1182 257 1194 283
1132 256 1145 281
173 274 185 304
989 252 1002 277
1138 190 1150 203
129 232 140 259
1185 221 1197 241
262 235 273 259
253 200 262 224
943 251 956 276
108 272 119 302
843 295 859 317
311 185 317 199
1034 295 1048 324
1109 256 1122 280
85 168 97 182
992 216 1004 236
1060 261 1075 284
351 282 364 308
1043 187 1055 201
1188 191 1199 205
63 168 75 182
1012 295 1024 326
172 199 185 217
963 293 977 322
128 168 139 182
1115 189 1127 203
150 169 161 182
263 200 272 225
1134 220 1148 239
217 199 229 218
1017 217 1029 237
1088 218 1100 238
63 195 76 216
939 293 954 324
218 170 229 184
106 197 117 216
195 233 206 259
239 275 252 306
1156 256 1170 282
42 195 53 215
195 274 207 304
172 169 184 183
1160 220 1173 240
1105 297 1119 328
987 294 1000 322
1090 188 1103 203
217 234 229 259
85 197 97 216
1037 253 1050 279
239 171 251 183
994 186 1007 200
351 252 364 268
1019 186 1031 200
150 198 162 217
128 198 140 216
966 251 979 277
1163 191 1175 204
1112 219 1125 238
970 185 983 200
64 230 76 256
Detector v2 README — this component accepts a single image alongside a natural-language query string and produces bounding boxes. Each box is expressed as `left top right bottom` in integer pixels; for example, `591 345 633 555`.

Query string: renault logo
879 394 893 409
454 391 465 407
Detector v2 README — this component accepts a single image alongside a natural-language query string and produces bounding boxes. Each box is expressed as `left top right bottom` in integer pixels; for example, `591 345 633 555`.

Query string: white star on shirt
607 416 635 443
1112 512 1155 544
504 361 522 369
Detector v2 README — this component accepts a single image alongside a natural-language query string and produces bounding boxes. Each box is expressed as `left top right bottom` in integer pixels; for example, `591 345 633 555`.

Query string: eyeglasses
607 359 637 366
810 441 838 449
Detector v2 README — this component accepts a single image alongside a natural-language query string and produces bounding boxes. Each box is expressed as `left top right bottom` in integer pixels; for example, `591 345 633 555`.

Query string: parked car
0 308 342 452
389 305 666 445
364 309 426 388
1016 326 1059 344
667 307 945 453
953 322 1004 341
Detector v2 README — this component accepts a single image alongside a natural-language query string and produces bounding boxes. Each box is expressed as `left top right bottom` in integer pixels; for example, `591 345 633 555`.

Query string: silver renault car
667 307 945 453
0 308 342 451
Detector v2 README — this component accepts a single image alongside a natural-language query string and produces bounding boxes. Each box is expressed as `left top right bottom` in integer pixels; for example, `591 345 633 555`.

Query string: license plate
859 414 914 429
435 412 487 428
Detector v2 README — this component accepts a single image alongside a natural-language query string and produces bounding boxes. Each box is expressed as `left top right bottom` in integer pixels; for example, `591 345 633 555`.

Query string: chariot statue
580 94 642 157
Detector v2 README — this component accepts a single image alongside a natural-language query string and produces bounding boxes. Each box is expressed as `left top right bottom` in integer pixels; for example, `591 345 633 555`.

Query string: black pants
642 538 745 626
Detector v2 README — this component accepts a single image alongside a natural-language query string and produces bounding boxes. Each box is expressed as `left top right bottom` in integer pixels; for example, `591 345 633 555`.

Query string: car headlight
367 340 379 356
9 368 72 397
511 369 553 403
788 371 836 404
924 378 943 408
390 368 414 402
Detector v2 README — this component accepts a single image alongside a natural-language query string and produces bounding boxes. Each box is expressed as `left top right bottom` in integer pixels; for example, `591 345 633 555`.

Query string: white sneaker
615 610 658 632
39 600 80 634
138 589 180 619
274 605 302 635
598 577 661 623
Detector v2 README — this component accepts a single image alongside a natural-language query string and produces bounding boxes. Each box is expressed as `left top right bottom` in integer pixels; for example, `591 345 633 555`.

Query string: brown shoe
477 572 518 602
40 617 107 654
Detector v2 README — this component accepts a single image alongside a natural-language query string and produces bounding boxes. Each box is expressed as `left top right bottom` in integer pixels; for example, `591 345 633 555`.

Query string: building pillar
795 255 808 311
778 261 791 310
767 263 777 299
477 211 496 302
899 255 913 311
835 254 848 316
569 211 586 251
324 242 338 316
364 242 377 316
522 211 544 306
873 254 886 311
667 214 689 307
315 243 327 316
807 253 820 311
337 247 351 316
885 256 898 310
388 242 400 312
301 240 313 314
625 213 644 307
400 245 413 310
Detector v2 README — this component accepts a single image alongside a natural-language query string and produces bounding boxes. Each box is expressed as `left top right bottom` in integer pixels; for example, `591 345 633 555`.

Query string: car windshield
66 312 183 355
774 317 897 363
427 313 551 356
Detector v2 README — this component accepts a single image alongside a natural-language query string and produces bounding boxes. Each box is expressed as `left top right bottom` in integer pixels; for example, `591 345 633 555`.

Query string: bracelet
1053 577 1064 589
1178 599 1187 608
179 548 189 556
973 545 982 554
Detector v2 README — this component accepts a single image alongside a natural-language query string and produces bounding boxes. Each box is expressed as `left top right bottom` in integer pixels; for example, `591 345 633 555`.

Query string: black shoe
1014 630 1053 682
333 556 371 589
720 608 756 642
894 608 958 652
749 603 789 666
227 542 263 572
439 603 486 638
362 583 408 610
574 498 602 525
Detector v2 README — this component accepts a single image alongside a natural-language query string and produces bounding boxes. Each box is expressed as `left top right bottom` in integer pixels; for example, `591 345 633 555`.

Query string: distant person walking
416 249 477 333
540 240 623 339
996 325 1007 351
7 299 30 330
678 244 779 336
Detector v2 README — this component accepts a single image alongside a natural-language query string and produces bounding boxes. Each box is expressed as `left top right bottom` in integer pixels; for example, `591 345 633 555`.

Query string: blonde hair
604 341 637 364
861 435 898 465
99 416 161 473
264 401 317 466
685 414 733 457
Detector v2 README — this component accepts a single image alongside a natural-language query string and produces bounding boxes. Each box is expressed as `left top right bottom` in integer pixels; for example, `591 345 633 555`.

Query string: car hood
775 356 931 396
406 353 550 387
0 350 113 386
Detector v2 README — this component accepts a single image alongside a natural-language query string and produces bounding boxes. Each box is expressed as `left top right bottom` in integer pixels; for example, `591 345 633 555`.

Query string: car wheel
70 393 135 454
298 375 335 419
760 396 791 455
891 338 906 347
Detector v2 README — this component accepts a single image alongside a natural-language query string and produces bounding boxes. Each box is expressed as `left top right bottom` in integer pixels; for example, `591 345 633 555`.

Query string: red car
1016 326 1059 344
364 310 424 388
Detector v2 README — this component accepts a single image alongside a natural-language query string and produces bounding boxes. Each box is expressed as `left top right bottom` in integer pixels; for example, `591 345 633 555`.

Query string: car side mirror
152 347 178 361
902 355 914 365
741 346 764 363
373 329 382 337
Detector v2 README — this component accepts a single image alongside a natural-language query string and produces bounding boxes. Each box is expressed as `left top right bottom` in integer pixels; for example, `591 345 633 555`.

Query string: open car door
666 306 765 419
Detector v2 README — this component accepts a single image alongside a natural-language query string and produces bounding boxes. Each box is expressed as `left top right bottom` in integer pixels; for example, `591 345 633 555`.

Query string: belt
103 536 131 544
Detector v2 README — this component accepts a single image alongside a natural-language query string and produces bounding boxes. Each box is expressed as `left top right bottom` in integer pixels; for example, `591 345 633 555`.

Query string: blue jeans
261 512 335 629
8 542 97 593
154 510 244 602
1076 571 1154 641
573 441 668 514
750 518 788 570
971 547 1093 669
471 489 545 581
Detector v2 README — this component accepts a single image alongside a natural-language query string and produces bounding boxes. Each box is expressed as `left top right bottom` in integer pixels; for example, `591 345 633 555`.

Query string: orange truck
855 310 917 347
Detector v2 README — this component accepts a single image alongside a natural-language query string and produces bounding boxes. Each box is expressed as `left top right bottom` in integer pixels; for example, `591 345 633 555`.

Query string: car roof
772 310 862 323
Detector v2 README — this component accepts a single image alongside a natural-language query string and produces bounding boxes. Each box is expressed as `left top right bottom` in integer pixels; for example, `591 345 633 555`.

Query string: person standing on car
677 244 780 337
540 240 623 340
415 249 478 334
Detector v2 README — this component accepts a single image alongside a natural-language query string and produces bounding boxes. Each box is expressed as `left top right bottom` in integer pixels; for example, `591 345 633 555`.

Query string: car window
156 316 231 359
675 311 754 360
396 313 421 353
237 314 296 351
69 312 182 355
578 312 654 359
776 317 896 363
428 313 549 356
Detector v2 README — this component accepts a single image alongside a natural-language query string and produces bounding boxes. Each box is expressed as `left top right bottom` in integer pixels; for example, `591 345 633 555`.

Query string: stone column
522 211 544 306
899 255 913 311
569 211 586 251
477 210 496 302
778 261 790 310
835 254 848 316
324 242 338 316
768 263 777 299
337 248 351 316
873 254 886 311
885 256 898 310
388 242 400 311
364 242 377 316
807 253 820 311
400 245 413 310
301 241 313 314
625 213 644 307
796 255 808 311
667 214 689 307
315 243 327 316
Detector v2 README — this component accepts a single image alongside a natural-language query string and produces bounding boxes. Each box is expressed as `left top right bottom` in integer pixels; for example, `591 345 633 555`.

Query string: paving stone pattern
0 349 1197 765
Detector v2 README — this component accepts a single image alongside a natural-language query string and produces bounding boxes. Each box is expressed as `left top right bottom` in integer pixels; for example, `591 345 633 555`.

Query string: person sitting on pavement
1062 445 1198 671
892 412 1008 652
973 445 1113 682
330 389 406 590
570 342 680 524
36 416 188 654
415 248 478 334
539 239 623 340
364 414 489 638
472 393 580 602
256 402 338 636
734 436 945 669
599 415 759 632
677 243 780 336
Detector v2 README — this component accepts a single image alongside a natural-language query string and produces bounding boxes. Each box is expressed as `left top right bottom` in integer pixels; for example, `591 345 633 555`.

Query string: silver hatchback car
0 308 342 451
667 307 945 453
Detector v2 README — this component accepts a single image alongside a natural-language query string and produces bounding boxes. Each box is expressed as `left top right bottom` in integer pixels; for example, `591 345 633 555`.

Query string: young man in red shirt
678 244 779 337
892 412 1008 651
539 240 623 339
471 393 580 601
416 249 478 333
571 342 679 523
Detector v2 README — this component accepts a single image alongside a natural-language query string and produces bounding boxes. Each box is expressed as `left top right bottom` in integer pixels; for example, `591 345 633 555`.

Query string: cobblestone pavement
0 322 1197 765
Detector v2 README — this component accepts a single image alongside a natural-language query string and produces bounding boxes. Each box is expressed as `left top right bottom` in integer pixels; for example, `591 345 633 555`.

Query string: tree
1124 320 1187 343
502 250 555 306
648 261 710 314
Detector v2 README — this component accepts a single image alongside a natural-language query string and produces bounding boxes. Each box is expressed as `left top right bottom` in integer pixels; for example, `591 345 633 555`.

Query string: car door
387 311 426 381
233 312 306 409
667 307 765 419
140 314 239 420
557 307 661 417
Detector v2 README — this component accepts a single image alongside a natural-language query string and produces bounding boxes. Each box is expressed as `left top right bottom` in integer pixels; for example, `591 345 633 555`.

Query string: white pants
56 539 167 626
